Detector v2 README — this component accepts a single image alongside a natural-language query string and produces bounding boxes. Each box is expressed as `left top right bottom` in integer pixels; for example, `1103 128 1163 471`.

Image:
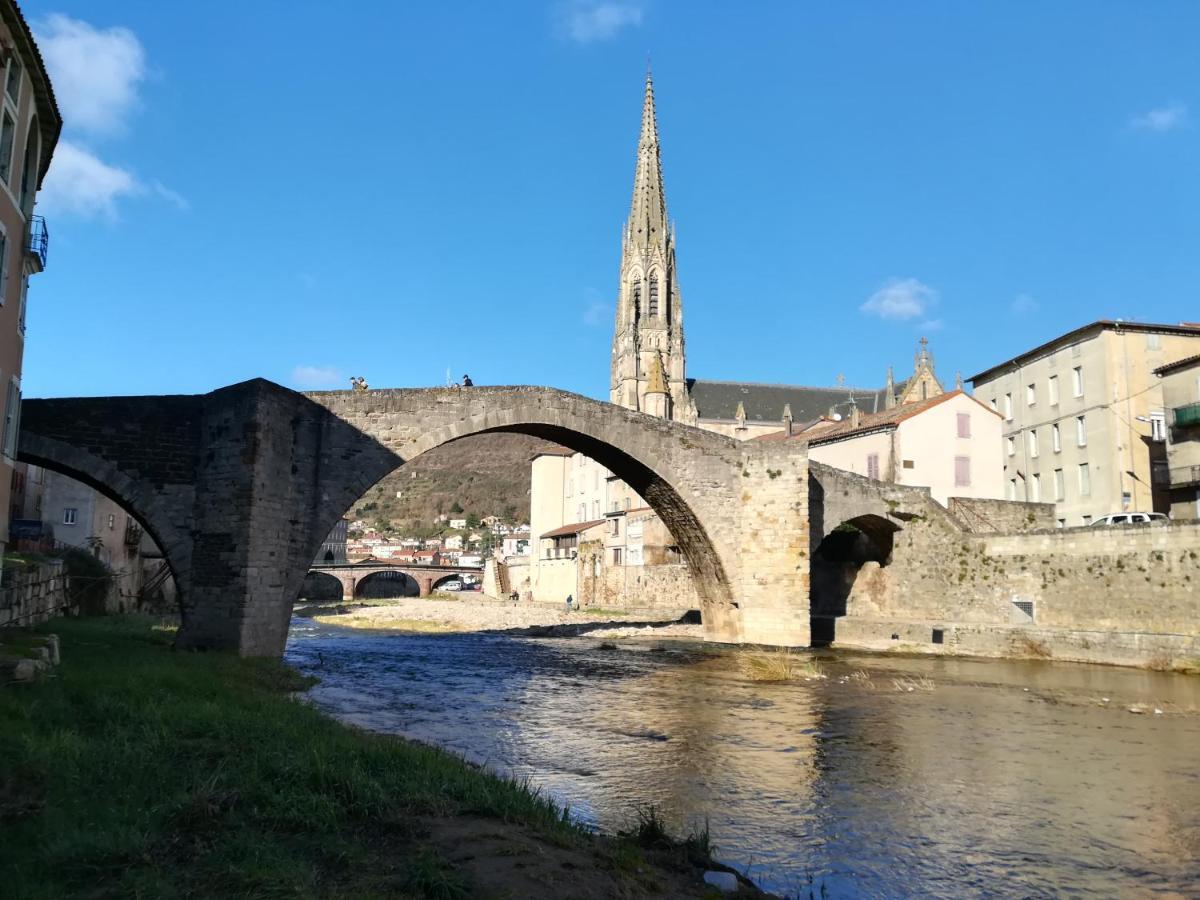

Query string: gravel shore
307 596 698 638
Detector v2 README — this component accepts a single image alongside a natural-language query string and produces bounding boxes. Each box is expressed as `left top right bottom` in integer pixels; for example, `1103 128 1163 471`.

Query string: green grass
0 616 582 898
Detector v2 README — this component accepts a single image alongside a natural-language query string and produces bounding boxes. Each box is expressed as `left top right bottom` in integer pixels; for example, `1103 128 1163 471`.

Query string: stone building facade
1154 353 1200 518
969 320 1200 525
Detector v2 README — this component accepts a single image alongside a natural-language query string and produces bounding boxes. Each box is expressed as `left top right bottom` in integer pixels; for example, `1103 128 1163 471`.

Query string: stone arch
300 390 740 639
810 513 901 646
431 573 465 592
299 570 343 603
17 433 192 600
354 569 419 599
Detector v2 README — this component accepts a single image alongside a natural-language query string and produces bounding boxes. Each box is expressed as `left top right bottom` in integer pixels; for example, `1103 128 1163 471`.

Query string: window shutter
956 413 970 438
954 455 970 487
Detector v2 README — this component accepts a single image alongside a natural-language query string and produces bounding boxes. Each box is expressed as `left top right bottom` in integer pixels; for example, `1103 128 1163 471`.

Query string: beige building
1154 354 1200 519
801 390 1004 505
970 320 1200 525
0 2 60 563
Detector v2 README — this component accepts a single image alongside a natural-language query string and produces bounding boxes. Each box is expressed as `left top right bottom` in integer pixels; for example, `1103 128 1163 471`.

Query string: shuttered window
956 413 970 438
954 455 970 487
867 454 880 480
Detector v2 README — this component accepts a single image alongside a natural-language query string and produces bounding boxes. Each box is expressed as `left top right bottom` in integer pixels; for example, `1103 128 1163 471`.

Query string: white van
1090 512 1169 526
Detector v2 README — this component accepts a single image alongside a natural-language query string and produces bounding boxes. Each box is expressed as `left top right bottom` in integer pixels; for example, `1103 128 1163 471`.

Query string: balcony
1173 402 1200 429
1168 465 1200 488
26 215 47 272
124 520 143 548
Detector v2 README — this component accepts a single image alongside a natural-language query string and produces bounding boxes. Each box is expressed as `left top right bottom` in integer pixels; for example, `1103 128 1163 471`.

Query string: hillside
348 433 563 535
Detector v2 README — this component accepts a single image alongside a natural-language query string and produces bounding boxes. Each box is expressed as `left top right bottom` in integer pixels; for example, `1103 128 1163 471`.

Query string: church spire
610 71 693 423
628 68 668 251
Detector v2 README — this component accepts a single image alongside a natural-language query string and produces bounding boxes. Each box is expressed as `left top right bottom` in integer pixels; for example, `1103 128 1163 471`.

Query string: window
1030 473 1040 502
0 111 14 184
1078 463 1091 496
1048 375 1059 406
1081 514 1092 526
1072 366 1083 398
1026 383 1036 405
1028 428 1039 458
592 500 599 519
1008 478 1017 501
1054 468 1065 501
954 455 970 487
577 503 585 521
107 513 116 529
648 274 659 317
1006 436 1015 457
1057 519 1065 528
989 398 997 412
2 377 18 459
63 507 77 526
631 279 642 318
1052 423 1061 452
16 273 26 334
867 453 880 480
0 228 7 306
609 518 620 536
1076 415 1087 447
1004 393 1013 421
4 58 19 104
956 413 971 438
612 548 622 565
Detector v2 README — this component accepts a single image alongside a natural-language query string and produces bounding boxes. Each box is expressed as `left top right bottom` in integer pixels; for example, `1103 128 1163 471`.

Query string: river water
286 618 1200 897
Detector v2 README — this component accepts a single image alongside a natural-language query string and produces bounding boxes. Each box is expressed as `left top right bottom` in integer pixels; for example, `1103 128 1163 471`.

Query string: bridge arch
16 433 192 598
299 570 343 603
299 388 746 639
354 570 420 599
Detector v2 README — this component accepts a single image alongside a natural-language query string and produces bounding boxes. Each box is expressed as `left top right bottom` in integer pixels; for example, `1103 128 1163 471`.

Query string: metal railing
1172 402 1200 429
26 215 48 270
1168 464 1200 488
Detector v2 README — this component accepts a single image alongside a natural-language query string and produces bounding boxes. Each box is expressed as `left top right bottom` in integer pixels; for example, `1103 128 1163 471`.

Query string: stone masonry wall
838 518 1200 666
947 497 1056 533
0 560 66 627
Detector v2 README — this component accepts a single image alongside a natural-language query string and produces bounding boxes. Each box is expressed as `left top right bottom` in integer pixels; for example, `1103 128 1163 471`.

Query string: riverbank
0 616 759 898
306 595 704 639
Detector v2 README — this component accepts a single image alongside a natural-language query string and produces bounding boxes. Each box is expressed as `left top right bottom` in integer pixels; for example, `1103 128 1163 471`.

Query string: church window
631 279 642 321
648 274 659 317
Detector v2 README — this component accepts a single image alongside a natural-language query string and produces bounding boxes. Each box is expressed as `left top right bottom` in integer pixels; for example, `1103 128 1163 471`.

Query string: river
286 618 1200 897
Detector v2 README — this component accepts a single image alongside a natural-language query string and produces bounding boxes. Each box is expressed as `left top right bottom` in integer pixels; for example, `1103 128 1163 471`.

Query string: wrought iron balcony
1168 464 1200 488
1173 402 1200 429
26 215 47 272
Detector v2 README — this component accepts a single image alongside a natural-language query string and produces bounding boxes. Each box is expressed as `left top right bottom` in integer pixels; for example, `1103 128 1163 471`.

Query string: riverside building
0 0 59 564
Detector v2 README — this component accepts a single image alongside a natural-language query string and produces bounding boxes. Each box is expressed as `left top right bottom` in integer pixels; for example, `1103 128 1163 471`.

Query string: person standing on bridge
462 374 474 387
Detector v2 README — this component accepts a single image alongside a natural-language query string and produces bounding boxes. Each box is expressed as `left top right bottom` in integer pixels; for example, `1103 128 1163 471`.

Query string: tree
466 513 481 529
450 502 464 514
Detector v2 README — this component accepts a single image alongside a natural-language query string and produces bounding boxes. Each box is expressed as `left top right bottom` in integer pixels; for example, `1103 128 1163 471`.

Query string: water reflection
286 620 1200 897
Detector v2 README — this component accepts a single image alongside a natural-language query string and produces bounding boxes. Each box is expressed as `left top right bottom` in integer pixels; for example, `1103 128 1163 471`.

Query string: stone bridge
307 562 483 600
19 379 817 656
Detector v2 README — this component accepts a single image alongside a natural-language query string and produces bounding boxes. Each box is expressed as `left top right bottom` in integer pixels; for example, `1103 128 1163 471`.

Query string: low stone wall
831 519 1200 667
593 562 700 614
947 497 1056 533
0 560 68 628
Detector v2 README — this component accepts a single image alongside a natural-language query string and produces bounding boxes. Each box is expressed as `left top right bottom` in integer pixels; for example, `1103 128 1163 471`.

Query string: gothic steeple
610 70 695 423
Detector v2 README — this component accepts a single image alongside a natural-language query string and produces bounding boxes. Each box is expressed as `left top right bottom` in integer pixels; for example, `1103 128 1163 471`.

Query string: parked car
440 581 462 591
1090 512 1169 526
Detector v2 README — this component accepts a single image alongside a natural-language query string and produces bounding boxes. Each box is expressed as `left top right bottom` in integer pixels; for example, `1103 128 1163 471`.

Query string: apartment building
970 320 1200 525
0 1 60 561
1154 354 1200 519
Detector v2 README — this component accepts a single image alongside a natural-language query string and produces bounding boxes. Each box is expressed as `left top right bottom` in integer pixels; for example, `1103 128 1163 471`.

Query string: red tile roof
806 390 998 445
1153 354 1200 376
540 519 607 539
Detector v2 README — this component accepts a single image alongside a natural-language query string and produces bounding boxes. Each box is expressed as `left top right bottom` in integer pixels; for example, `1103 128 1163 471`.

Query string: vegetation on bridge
0 617 748 898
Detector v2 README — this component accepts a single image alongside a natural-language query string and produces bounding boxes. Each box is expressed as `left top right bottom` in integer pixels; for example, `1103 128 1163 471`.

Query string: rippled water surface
286 619 1200 897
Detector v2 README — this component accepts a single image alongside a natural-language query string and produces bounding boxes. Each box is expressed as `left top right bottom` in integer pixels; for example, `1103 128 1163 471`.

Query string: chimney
782 403 794 436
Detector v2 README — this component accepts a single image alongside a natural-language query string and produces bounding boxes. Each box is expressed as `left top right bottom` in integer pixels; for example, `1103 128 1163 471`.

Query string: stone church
524 72 945 608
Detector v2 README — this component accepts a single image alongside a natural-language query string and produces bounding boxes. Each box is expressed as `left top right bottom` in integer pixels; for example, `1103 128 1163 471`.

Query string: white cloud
556 1 644 43
1010 293 1038 315
291 365 347 390
37 140 140 219
1130 103 1187 132
35 14 146 136
918 318 945 332
149 179 189 211
861 277 938 320
583 300 609 326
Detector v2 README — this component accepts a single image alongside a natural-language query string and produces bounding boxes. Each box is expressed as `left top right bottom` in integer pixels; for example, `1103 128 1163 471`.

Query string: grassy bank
0 617 744 898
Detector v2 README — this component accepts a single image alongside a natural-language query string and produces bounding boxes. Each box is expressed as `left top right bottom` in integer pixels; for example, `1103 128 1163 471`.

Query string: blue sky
21 1 1200 399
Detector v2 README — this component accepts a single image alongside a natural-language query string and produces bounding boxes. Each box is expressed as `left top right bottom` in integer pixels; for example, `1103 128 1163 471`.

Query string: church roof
687 379 896 424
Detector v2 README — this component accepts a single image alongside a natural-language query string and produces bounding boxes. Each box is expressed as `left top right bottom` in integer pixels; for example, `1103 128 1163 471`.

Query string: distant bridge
307 562 483 599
